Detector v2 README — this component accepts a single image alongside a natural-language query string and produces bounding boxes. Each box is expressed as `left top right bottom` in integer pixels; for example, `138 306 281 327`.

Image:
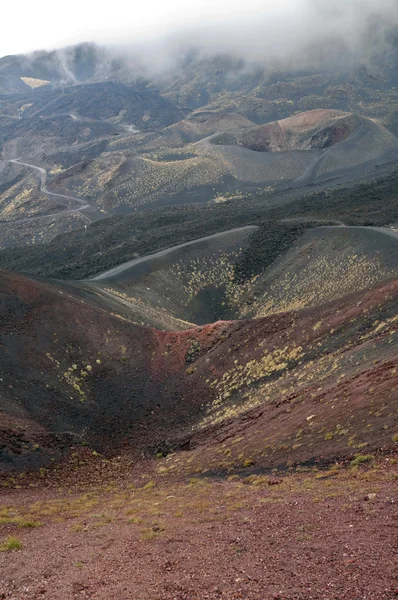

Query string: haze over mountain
0 3 397 598
1 0 398 76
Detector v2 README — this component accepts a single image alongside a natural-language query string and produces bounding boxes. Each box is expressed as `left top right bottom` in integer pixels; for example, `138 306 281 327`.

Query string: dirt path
90 225 259 281
68 112 138 133
320 224 398 240
89 222 398 283
3 159 93 224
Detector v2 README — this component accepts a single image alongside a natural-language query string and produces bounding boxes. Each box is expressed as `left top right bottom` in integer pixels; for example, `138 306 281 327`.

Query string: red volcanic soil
0 270 397 599
0 458 397 600
182 279 398 474
0 269 397 473
236 110 359 152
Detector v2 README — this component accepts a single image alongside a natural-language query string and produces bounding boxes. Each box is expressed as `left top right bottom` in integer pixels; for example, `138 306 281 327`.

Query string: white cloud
1 0 397 64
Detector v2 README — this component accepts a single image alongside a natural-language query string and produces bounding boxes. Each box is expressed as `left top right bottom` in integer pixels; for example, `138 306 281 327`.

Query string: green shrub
350 454 374 467
18 520 42 528
0 536 23 552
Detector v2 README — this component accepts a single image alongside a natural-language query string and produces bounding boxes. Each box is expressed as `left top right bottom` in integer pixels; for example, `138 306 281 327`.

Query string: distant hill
0 43 110 93
0 42 397 252
1 42 397 128
42 109 398 216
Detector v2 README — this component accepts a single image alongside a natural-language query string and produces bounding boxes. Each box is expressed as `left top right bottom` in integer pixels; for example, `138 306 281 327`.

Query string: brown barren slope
0 269 397 473
0 271 397 600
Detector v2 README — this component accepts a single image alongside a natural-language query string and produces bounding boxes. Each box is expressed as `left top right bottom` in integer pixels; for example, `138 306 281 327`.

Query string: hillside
0 43 112 94
43 109 398 216
88 226 258 328
82 224 398 326
1 248 397 473
3 42 396 129
240 226 398 318
0 42 397 249
0 40 398 600
1 157 398 274
1 230 397 599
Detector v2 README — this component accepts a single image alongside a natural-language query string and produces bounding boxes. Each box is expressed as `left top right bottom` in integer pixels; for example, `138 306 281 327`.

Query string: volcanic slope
237 225 398 319
0 82 187 244
0 43 105 94
52 110 398 215
200 110 398 184
0 84 184 180
2 160 398 277
1 43 398 130
0 160 56 223
0 82 184 132
82 224 398 330
0 266 397 474
89 226 259 327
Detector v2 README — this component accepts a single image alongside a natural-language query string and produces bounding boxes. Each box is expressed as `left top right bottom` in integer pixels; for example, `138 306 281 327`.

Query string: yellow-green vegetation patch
45 352 106 403
20 77 51 88
0 516 42 528
0 536 23 552
199 310 397 430
248 252 395 319
170 251 256 308
103 153 226 209
210 343 304 404
350 454 375 467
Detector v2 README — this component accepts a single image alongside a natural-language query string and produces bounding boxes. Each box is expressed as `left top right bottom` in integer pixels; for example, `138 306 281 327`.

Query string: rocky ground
0 455 397 600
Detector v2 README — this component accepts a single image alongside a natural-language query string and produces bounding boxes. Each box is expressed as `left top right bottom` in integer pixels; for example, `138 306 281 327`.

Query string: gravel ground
0 460 397 600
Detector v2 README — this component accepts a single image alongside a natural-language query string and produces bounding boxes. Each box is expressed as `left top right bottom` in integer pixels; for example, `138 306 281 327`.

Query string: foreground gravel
0 460 397 600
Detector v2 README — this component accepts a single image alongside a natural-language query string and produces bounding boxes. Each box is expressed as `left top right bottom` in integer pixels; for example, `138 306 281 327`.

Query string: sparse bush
350 454 374 467
143 481 155 490
140 523 165 541
18 520 42 528
0 536 23 552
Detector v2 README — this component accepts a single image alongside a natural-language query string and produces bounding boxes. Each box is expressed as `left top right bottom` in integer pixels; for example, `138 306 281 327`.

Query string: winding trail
68 112 138 133
90 225 259 281
90 223 398 282
1 110 139 226
2 159 93 224
321 224 398 240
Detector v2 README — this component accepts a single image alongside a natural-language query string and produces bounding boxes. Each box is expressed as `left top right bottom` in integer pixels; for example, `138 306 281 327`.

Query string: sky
1 0 397 62
3 0 283 58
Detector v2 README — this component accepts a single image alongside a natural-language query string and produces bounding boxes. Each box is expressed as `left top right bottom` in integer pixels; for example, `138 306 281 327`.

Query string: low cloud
138 0 398 71
12 0 398 82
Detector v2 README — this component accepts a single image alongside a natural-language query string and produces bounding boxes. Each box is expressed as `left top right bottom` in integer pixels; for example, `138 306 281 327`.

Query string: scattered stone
185 339 201 363
364 493 377 501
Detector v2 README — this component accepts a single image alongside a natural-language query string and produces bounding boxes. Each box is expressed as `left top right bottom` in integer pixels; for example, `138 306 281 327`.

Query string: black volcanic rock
27 82 185 130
